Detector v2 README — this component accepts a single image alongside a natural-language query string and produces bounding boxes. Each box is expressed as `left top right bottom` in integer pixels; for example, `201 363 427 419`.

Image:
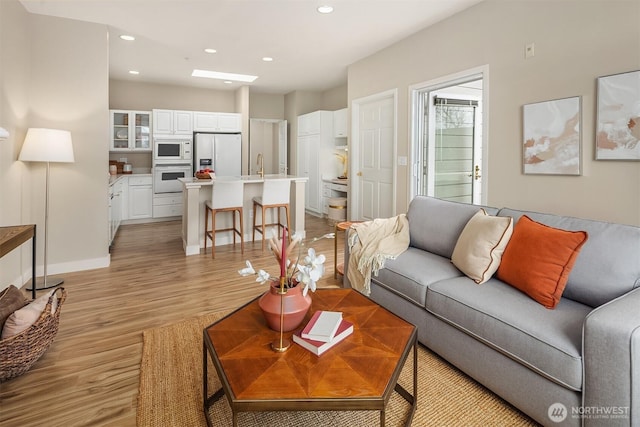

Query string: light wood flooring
0 215 343 426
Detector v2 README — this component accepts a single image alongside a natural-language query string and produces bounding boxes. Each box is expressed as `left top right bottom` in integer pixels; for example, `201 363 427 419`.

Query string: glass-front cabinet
110 110 152 151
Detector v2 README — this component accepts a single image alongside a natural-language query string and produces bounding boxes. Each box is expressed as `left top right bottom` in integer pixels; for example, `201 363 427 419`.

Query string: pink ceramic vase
259 281 312 332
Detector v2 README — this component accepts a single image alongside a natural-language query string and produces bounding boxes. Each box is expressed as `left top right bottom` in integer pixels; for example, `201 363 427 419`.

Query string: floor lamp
19 128 75 291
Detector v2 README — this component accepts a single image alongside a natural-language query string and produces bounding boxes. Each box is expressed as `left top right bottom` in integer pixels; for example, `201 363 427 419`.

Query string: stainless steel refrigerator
194 133 242 176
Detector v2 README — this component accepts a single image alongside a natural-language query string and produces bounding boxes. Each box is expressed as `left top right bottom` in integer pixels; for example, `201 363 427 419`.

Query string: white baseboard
42 255 111 277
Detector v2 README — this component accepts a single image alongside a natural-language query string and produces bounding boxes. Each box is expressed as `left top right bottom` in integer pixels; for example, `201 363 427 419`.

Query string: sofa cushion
497 215 588 309
498 208 640 307
451 209 513 284
372 247 463 306
406 196 498 259
426 276 590 391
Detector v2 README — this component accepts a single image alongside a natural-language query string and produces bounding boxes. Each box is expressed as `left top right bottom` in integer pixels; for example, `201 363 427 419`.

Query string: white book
293 320 354 356
301 310 342 343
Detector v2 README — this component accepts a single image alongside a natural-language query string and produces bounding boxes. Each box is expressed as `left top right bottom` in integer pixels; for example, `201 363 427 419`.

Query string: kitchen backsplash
108 152 152 174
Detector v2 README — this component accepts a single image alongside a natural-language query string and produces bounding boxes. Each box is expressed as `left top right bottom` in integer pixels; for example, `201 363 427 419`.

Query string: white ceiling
20 0 482 94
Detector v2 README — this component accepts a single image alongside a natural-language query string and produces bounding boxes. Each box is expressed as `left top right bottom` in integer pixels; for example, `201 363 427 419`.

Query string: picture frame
596 70 640 160
522 96 581 175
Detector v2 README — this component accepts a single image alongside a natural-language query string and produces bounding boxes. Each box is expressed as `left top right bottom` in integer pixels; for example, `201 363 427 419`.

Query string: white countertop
108 173 152 186
323 178 348 185
180 174 308 188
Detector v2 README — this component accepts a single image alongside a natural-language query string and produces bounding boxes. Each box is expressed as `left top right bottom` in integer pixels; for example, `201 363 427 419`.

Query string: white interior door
352 92 396 221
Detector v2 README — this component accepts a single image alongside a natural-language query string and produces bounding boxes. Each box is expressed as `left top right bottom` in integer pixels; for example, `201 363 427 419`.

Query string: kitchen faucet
257 153 264 178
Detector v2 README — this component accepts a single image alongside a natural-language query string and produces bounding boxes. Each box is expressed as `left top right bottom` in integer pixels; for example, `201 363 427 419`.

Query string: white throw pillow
1 290 58 339
451 209 513 284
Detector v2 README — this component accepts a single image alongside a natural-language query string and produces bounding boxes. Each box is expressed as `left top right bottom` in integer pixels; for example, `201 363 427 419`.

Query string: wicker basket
0 287 67 382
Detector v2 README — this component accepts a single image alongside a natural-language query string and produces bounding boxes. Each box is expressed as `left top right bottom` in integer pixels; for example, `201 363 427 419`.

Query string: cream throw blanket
347 214 410 296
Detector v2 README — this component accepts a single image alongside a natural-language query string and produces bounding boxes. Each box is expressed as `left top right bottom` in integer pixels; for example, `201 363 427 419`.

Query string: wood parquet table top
204 288 416 406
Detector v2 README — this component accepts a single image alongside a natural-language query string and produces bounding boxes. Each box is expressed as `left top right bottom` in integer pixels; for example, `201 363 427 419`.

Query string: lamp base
26 277 64 292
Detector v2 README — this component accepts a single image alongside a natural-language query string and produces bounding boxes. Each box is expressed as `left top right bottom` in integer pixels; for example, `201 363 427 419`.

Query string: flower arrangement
238 229 333 296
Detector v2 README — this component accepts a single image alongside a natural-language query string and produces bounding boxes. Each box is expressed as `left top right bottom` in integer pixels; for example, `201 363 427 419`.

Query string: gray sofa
343 196 640 426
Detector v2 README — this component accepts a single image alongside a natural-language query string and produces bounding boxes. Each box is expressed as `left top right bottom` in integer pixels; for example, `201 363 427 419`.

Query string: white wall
348 0 640 226
0 1 110 291
0 0 31 289
109 79 237 112
250 92 285 120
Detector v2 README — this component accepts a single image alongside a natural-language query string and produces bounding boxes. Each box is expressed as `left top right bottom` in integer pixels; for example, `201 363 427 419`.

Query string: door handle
467 165 481 180
357 171 362 176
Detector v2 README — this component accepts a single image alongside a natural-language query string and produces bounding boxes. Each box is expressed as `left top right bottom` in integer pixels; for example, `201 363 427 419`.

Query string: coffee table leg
203 341 227 427
380 409 386 427
203 341 212 427
392 336 418 427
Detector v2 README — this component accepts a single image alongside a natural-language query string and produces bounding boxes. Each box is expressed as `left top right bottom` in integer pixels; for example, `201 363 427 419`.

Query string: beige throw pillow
452 209 513 284
1 290 58 339
0 285 27 331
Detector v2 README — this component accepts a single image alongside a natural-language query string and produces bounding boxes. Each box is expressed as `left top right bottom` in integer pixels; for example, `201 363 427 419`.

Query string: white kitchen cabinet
109 177 126 245
152 109 173 134
296 110 336 216
298 135 315 212
128 175 153 220
298 111 322 136
153 193 183 218
110 110 151 151
193 111 242 132
322 181 331 215
153 109 193 135
322 179 348 216
174 110 193 134
333 108 348 138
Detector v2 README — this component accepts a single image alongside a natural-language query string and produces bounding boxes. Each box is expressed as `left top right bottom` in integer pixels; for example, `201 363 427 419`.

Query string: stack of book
293 310 353 355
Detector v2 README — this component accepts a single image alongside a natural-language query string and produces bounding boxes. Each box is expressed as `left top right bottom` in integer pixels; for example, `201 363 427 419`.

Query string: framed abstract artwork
596 70 640 160
523 96 581 175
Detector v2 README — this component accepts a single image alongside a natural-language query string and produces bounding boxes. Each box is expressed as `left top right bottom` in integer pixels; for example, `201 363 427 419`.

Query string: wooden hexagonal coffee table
203 288 417 427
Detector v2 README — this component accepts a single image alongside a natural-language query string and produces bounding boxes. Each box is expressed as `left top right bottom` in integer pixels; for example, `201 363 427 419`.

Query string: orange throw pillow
496 215 588 309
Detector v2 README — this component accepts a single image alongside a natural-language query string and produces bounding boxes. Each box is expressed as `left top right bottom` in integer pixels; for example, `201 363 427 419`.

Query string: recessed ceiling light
204 48 217 54
192 69 258 83
317 5 334 14
120 34 135 41
262 57 273 62
224 81 233 84
128 70 140 75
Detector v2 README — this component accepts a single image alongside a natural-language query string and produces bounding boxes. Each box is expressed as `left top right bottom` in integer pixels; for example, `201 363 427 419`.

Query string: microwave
153 137 192 162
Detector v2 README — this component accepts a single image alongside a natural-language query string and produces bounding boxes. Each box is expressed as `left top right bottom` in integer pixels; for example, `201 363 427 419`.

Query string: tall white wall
0 1 110 291
0 0 31 289
348 0 640 226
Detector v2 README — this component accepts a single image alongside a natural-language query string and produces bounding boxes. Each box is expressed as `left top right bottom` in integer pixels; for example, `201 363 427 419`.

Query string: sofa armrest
583 287 640 425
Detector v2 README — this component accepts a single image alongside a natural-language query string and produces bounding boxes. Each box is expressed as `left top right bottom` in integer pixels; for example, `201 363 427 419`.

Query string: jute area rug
137 311 539 426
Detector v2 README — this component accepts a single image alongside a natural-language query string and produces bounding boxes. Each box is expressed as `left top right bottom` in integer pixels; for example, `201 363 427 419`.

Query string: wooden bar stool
252 179 291 251
204 180 244 258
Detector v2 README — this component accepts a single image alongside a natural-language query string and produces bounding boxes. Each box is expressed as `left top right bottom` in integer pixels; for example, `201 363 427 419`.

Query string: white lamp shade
19 128 74 163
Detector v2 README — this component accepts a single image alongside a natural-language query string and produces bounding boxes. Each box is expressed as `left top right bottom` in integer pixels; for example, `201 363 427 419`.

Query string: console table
0 225 36 299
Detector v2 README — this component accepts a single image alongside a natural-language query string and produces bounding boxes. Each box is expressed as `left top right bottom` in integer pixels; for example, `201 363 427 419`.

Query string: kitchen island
179 175 308 256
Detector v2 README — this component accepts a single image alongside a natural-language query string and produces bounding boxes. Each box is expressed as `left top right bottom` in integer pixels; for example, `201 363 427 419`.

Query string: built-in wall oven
153 163 192 194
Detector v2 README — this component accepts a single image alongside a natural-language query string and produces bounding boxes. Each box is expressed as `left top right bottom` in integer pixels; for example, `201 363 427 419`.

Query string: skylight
192 69 258 83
